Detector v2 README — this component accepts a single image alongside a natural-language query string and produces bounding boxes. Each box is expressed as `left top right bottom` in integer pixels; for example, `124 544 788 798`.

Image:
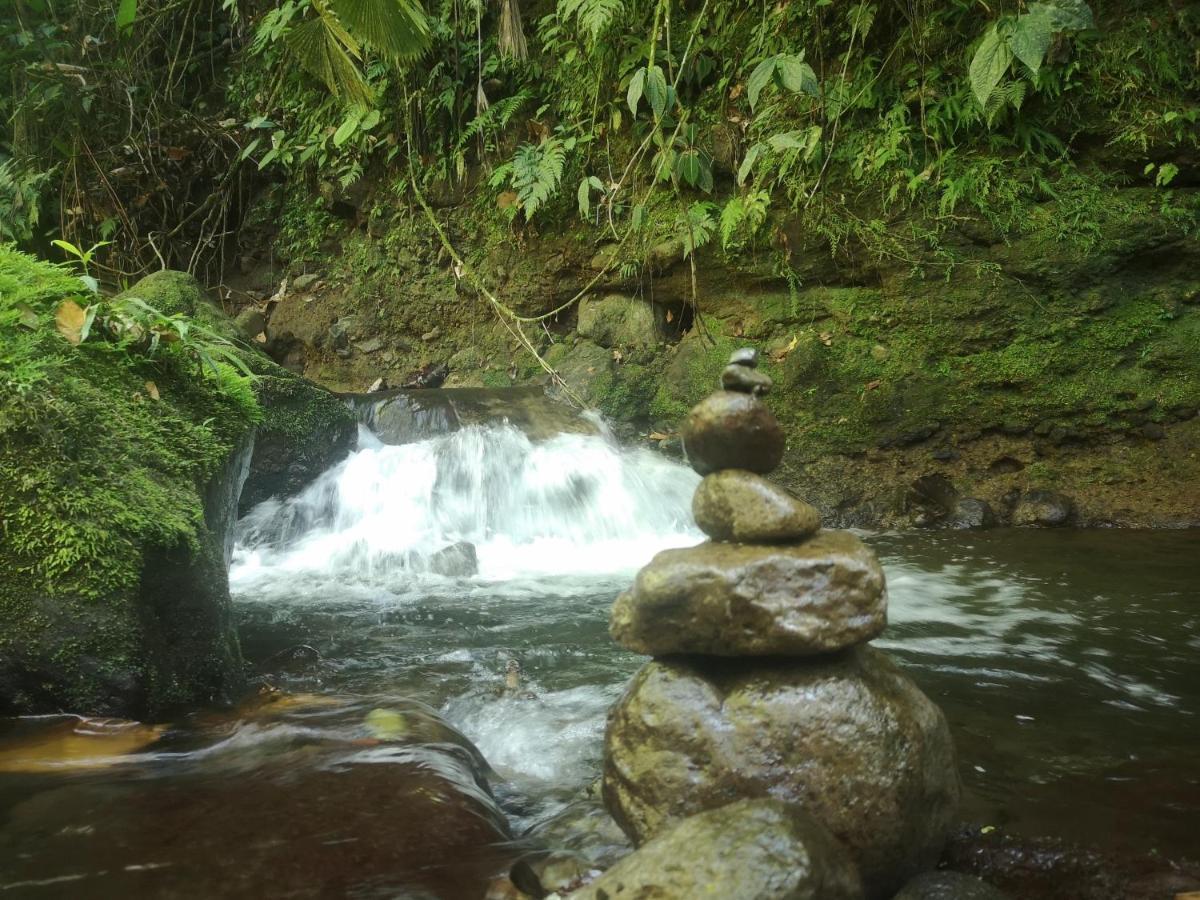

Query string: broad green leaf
1029 0 1094 30
645 65 668 118
359 108 381 130
737 142 763 185
626 67 645 116
768 131 807 151
776 54 820 97
333 110 361 146
676 150 703 187
116 0 138 33
577 178 591 219
969 24 1013 108
1011 10 1054 74
747 58 776 111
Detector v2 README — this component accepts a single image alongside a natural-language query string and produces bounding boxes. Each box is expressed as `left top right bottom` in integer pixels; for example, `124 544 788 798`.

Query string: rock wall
234 185 1200 528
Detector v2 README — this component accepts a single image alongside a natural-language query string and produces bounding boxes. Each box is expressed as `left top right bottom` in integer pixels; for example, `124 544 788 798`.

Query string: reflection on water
1 423 1198 896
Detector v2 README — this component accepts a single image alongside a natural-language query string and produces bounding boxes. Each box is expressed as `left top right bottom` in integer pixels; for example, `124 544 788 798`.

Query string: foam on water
232 423 701 594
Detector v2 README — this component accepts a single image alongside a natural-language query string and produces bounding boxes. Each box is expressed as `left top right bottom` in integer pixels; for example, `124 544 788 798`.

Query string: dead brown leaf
144 381 160 401
865 380 881 391
819 331 833 346
665 309 674 324
497 191 519 210
55 300 87 345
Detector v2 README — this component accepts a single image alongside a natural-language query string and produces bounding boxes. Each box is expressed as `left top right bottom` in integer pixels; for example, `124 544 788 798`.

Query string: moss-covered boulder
114 270 357 512
0 252 258 716
0 254 351 717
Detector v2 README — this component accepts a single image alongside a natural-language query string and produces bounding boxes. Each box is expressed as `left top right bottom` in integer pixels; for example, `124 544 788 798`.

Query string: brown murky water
2 428 1197 898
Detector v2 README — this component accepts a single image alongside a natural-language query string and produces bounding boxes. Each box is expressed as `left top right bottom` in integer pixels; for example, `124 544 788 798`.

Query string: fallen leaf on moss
145 381 160 401
16 303 39 330
865 380 881 391
819 331 833 346
55 299 87 344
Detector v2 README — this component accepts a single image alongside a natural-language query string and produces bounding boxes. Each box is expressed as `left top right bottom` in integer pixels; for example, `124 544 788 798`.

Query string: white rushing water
230 420 703 813
232 423 702 590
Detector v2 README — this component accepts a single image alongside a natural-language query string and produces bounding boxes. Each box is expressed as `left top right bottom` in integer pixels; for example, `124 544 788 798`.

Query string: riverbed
1 424 1197 897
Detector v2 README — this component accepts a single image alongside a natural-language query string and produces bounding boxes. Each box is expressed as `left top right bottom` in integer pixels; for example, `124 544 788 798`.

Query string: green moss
1 249 255 713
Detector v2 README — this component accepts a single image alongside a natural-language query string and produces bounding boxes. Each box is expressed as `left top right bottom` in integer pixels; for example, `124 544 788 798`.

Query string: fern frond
558 0 624 44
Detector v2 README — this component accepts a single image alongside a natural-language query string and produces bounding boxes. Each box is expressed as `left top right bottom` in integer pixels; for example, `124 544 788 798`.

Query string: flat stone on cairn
610 531 886 657
693 469 820 543
602 347 960 900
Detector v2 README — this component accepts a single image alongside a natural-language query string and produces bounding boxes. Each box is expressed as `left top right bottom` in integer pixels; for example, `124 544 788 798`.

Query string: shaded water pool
1 424 1197 897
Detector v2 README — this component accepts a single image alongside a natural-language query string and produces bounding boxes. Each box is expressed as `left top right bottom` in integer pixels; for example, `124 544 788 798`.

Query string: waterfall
232 422 702 589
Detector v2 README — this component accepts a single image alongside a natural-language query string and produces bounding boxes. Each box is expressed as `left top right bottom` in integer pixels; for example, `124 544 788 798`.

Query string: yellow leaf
55 300 87 345
145 381 160 401
0 718 165 773
665 309 674 323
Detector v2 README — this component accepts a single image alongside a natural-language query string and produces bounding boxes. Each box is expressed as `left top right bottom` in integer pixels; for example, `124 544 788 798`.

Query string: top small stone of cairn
681 348 784 476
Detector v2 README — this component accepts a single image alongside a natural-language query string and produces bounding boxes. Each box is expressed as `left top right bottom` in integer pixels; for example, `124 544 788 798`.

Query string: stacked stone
602 350 961 900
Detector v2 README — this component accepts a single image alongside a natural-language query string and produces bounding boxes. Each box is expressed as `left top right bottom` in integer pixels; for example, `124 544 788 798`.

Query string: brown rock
603 648 961 899
610 531 885 657
681 390 784 475
568 799 863 900
692 469 820 543
720 363 773 395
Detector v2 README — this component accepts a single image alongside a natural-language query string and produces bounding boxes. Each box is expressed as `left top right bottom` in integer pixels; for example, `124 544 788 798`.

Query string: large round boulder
568 799 863 900
610 531 886 657
603 648 960 899
681 390 785 475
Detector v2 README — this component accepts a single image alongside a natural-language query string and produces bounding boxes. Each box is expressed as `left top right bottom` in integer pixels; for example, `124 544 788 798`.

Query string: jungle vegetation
0 0 1196 290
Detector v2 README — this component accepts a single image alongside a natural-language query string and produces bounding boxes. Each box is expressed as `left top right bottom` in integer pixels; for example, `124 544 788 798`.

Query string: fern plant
491 135 575 222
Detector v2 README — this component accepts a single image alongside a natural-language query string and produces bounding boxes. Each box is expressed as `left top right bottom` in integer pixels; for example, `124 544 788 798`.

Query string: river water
1 422 1197 897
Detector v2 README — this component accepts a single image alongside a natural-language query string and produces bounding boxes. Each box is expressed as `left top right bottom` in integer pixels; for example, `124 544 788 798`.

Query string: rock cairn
602 349 961 900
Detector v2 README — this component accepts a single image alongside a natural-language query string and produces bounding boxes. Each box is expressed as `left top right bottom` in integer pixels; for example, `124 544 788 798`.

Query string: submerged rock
692 469 821 543
610 531 886 657
681 390 785 475
893 871 1010 900
603 648 960 899
568 799 863 900
429 541 479 577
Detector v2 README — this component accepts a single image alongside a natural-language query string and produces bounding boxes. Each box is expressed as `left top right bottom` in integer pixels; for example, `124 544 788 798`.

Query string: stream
1 421 1197 897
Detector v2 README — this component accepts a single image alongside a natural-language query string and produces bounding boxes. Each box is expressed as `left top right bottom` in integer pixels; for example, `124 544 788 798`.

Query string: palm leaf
286 16 373 105
330 0 431 62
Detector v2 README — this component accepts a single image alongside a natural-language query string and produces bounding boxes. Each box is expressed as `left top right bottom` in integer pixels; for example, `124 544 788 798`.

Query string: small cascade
233 422 701 588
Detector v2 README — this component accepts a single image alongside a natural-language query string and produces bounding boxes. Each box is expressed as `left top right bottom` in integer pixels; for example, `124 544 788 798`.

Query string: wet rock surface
603 648 960 899
610 531 886 657
429 541 479 577
568 799 863 900
692 469 821 543
892 871 1010 899
681 391 785 475
1011 490 1075 527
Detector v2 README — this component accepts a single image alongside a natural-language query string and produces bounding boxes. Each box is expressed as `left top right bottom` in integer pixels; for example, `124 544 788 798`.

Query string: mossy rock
1 255 254 716
0 258 353 716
